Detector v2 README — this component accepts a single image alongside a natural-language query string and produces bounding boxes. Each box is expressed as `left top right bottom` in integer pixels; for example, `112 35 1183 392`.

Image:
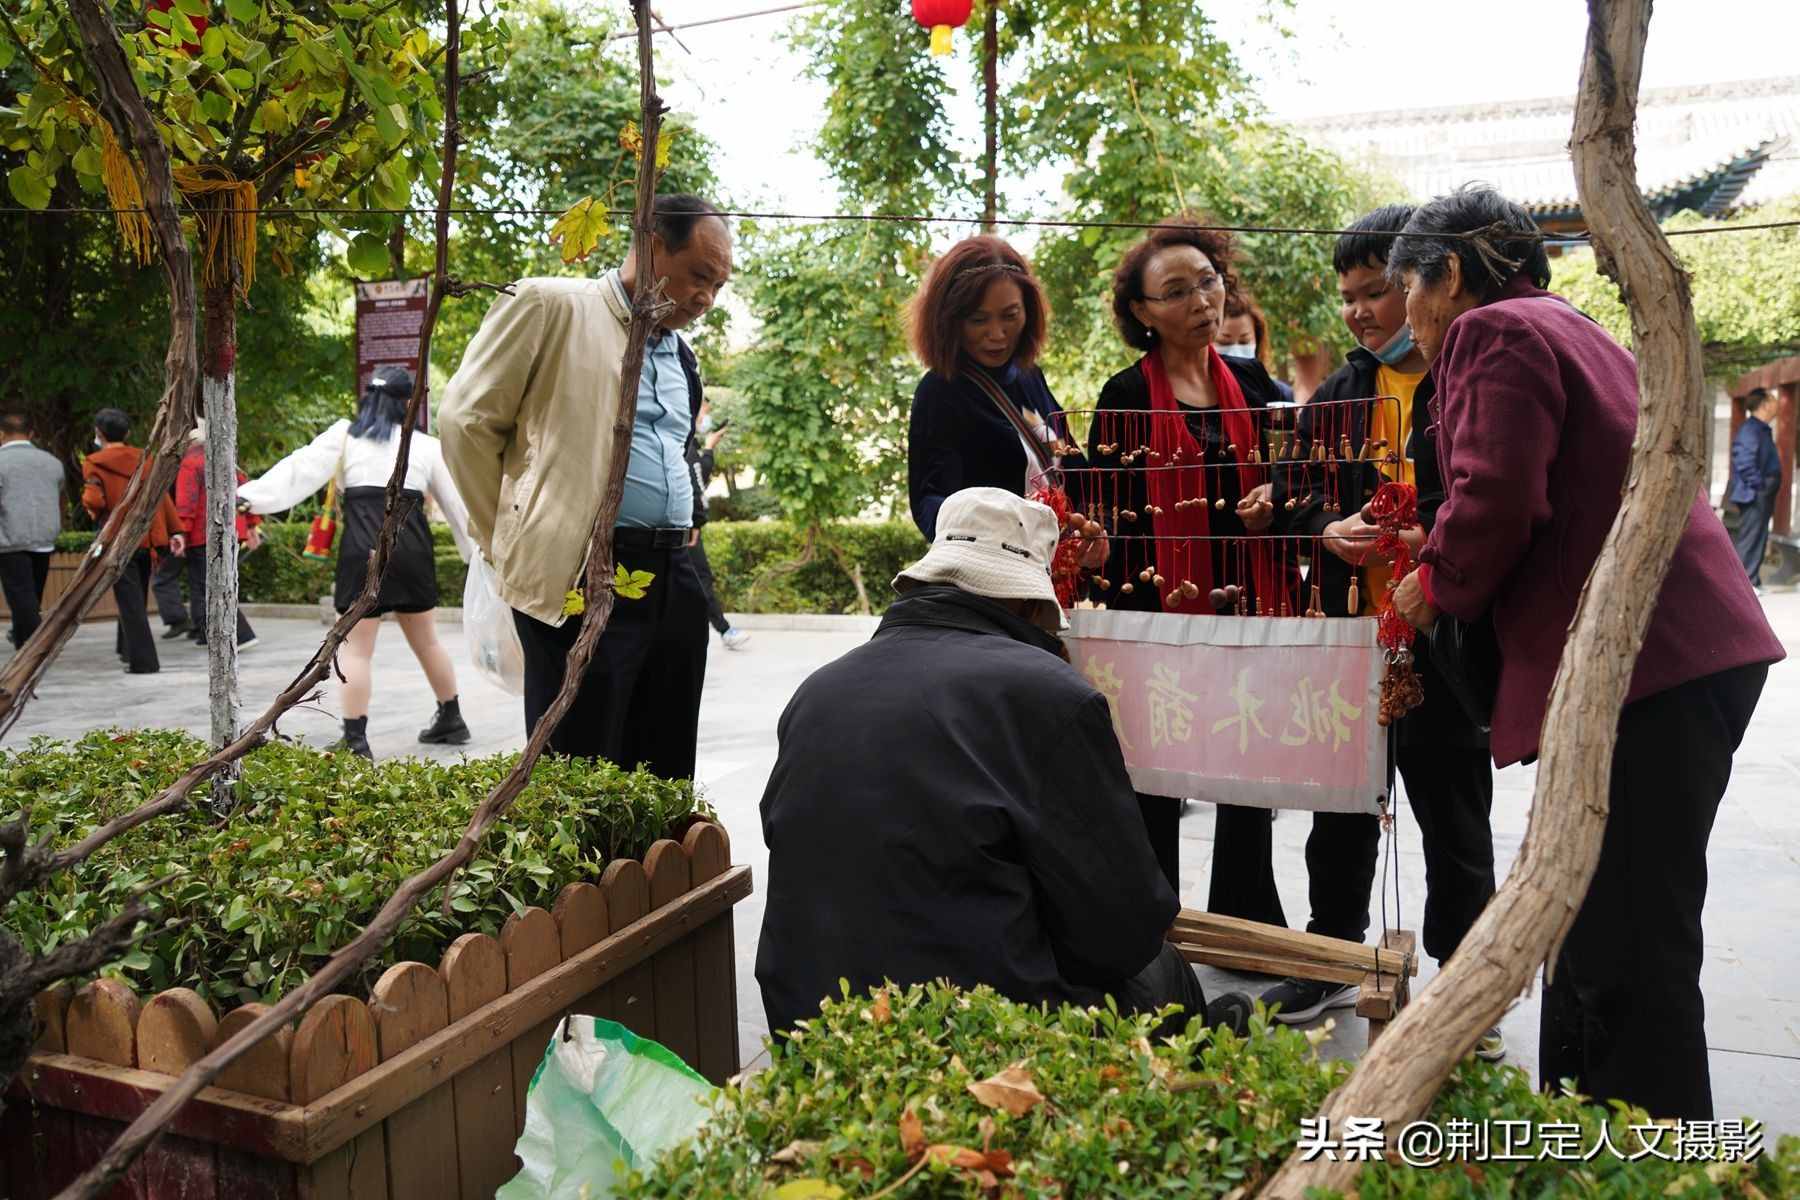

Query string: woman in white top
239 368 474 759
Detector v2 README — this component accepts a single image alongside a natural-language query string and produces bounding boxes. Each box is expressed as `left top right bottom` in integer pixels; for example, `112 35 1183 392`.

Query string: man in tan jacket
439 195 731 778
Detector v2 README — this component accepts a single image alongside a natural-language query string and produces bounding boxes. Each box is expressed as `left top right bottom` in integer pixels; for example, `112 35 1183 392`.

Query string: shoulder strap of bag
965 368 1055 473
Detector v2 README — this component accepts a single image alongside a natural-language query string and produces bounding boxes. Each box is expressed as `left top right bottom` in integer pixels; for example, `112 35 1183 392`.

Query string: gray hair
1386 185 1551 301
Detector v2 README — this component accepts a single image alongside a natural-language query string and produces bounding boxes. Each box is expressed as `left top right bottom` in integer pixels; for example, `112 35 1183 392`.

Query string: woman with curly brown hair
906 237 1099 566
1088 213 1289 905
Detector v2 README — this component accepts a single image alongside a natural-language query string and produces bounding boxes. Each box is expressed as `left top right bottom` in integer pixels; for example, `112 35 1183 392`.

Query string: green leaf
200 26 225 57
772 1183 844 1200
345 233 390 278
72 145 104 177
0 37 16 71
613 564 655 601
257 97 288 133
6 165 51 211
223 0 259 21
330 2 370 16
223 67 254 89
173 0 210 15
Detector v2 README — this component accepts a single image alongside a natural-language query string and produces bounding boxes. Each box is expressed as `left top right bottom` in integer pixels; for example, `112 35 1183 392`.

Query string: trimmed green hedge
627 982 1798 1198
4 731 710 1007
700 519 927 615
54 519 928 614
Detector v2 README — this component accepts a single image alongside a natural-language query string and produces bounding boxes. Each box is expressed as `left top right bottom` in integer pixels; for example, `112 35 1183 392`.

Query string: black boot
340 716 373 761
418 697 471 745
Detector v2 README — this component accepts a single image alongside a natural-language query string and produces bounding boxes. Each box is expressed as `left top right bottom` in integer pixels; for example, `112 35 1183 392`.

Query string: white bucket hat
895 487 1068 631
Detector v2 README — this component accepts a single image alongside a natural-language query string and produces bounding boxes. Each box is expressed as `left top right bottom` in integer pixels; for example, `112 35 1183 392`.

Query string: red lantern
911 0 971 56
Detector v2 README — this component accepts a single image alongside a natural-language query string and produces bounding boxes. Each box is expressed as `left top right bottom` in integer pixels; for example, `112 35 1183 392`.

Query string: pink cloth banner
1065 609 1387 814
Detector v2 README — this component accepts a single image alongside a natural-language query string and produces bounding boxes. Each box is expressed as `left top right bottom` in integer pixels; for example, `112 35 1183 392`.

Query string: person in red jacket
1387 187 1784 1121
175 421 260 649
80 408 184 674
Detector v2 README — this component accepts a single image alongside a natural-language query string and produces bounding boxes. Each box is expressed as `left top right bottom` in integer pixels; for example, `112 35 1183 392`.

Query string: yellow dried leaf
548 196 611 264
967 1063 1045 1117
899 1108 925 1158
561 589 585 617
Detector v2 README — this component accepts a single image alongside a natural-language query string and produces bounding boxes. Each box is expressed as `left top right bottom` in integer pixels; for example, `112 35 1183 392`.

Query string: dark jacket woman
908 362 1074 541
1088 351 1287 613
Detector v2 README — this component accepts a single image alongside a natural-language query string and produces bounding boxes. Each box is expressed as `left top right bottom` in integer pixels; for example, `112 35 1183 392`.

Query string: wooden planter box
0 823 751 1199
0 550 124 623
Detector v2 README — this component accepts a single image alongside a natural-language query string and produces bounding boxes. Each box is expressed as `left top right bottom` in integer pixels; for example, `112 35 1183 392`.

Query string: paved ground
8 591 1798 1134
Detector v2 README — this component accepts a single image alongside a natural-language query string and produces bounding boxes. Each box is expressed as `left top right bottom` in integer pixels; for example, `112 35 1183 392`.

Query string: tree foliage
1552 201 1800 379
434 0 723 373
736 0 1371 525
732 0 969 527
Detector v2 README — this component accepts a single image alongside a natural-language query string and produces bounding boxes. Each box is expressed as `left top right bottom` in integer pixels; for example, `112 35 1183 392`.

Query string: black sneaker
1205 991 1254 1036
1474 1025 1506 1062
1258 978 1360 1025
418 699 471 745
161 620 193 640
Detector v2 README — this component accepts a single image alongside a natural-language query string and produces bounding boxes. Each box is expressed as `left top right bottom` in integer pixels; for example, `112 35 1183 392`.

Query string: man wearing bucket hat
756 487 1251 1038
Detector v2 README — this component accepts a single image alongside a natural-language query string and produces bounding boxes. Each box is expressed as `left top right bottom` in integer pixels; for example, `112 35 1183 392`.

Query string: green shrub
626 983 1797 1199
3 731 711 1007
701 519 926 615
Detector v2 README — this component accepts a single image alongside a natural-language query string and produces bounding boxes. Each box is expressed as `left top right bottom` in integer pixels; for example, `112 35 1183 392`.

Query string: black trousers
151 548 187 627
688 535 730 634
0 550 51 647
1539 662 1766 1120
512 543 709 779
1136 792 1181 894
1731 492 1775 586
184 546 254 643
1113 942 1210 1039
1398 741 1495 962
112 550 159 673
1205 803 1386 942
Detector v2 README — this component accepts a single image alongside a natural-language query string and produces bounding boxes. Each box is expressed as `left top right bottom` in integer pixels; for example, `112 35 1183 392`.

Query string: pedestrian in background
0 411 65 649
689 400 749 650
81 408 183 675
174 420 260 649
1728 387 1782 591
240 368 474 759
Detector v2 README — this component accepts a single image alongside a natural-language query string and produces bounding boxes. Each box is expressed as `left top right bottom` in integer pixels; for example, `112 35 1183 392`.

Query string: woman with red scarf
1088 214 1291 909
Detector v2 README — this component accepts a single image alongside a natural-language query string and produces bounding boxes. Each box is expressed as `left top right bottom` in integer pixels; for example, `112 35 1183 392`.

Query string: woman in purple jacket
1387 187 1784 1121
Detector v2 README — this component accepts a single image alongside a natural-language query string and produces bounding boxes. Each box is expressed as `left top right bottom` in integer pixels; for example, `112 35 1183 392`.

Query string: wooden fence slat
439 933 516 1200
139 1134 224 1199
554 880 614 1028
1 1098 63 1200
216 1148 298 1200
683 822 740 1083
290 996 377 1107
66 978 140 1067
34 984 73 1053
138 988 219 1077
645 841 699 1070
500 908 560 1139
300 1127 387 1200
552 882 607 960
213 1003 293 1103
599 859 655 1039
369 963 459 1200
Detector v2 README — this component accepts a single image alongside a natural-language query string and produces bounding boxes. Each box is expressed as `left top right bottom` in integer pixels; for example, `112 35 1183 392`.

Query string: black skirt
334 486 439 616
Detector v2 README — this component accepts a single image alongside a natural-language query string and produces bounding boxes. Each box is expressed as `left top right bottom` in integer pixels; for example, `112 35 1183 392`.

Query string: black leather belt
614 527 690 550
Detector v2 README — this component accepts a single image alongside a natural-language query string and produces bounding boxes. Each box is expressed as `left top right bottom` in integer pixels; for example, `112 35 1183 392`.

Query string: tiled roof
1290 75 1800 215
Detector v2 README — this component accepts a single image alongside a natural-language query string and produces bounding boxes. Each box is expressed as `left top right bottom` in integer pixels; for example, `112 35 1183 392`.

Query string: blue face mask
1372 325 1416 366
1216 342 1258 361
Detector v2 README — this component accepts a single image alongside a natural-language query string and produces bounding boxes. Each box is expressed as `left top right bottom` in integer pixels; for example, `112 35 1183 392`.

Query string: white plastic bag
463 548 525 695
498 1016 714 1200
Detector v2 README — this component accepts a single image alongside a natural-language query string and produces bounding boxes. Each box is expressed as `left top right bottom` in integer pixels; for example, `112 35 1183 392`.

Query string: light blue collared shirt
607 272 694 530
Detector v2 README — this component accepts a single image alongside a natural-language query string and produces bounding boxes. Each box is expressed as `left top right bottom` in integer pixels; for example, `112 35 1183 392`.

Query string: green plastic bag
497 1016 716 1200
